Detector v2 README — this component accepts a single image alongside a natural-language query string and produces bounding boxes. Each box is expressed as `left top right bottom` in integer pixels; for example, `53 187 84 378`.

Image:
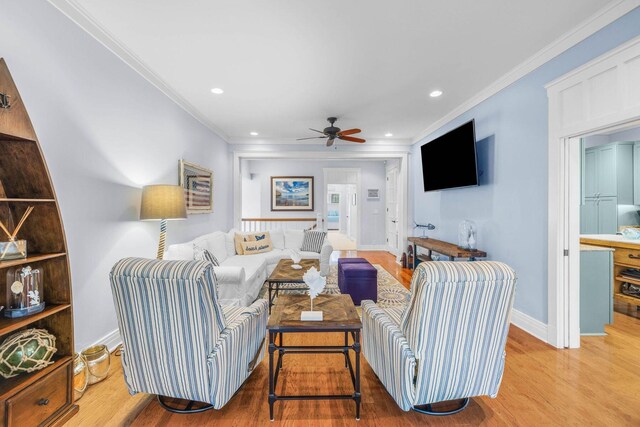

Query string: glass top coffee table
267 294 362 421
267 258 320 313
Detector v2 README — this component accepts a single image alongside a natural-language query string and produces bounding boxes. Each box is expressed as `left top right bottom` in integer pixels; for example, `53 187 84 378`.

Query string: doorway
324 168 360 250
547 35 640 349
386 165 400 256
572 125 640 345
326 183 357 250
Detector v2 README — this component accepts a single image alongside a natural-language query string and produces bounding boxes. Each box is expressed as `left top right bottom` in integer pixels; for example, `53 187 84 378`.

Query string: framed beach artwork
271 176 314 211
179 159 213 214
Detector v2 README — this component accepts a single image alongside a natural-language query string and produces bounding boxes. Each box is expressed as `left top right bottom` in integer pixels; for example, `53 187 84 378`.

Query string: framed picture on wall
271 176 314 211
179 159 213 214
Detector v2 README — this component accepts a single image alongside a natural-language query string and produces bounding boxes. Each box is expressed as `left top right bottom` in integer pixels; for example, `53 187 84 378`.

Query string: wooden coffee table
267 294 362 421
267 258 320 313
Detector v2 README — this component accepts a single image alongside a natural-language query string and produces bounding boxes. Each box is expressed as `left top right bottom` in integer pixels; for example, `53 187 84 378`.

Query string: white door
346 185 357 240
386 167 399 255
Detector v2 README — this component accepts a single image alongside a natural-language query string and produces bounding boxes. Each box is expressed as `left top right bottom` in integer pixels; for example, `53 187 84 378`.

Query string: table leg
268 332 275 421
268 282 273 314
354 330 361 420
344 332 349 368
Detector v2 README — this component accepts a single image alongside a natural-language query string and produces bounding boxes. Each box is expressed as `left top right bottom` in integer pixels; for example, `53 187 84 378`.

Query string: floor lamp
140 185 187 259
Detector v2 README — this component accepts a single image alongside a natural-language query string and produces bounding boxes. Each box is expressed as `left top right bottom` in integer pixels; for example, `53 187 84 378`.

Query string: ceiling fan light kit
296 117 366 147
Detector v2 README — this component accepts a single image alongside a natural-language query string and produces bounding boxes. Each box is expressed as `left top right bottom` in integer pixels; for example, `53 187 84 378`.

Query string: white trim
47 0 230 141
84 328 122 353
412 0 640 143
50 1 638 146
510 309 548 343
230 137 414 146
357 244 388 251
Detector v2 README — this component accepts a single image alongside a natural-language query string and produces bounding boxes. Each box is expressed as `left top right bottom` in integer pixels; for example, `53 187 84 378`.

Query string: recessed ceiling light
250 131 259 136
430 90 443 98
385 133 393 137
211 88 224 94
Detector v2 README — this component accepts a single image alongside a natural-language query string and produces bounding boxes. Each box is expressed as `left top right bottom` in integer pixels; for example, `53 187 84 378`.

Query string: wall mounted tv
420 119 478 192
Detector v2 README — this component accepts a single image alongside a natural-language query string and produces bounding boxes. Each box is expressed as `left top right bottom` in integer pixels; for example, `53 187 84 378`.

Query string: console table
408 237 487 268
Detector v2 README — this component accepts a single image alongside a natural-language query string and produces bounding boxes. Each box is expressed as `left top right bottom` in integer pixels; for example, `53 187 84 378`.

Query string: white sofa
164 229 333 306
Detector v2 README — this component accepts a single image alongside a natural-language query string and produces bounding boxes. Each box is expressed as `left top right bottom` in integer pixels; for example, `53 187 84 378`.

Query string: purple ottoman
338 258 377 305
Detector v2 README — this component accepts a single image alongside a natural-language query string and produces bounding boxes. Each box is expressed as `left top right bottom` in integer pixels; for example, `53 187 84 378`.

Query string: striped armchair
110 258 268 412
362 261 516 414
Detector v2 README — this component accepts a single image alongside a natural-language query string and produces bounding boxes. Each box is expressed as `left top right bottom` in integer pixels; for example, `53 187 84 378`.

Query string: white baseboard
87 328 122 353
510 309 548 343
357 244 389 251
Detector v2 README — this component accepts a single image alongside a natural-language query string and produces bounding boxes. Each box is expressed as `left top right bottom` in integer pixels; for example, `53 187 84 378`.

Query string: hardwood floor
66 251 640 426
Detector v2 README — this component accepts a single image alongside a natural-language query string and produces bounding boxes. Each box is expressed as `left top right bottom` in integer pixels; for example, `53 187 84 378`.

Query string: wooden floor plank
65 251 640 426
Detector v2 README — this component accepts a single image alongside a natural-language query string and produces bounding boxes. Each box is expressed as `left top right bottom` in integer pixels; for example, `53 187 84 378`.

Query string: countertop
580 243 614 252
580 234 640 248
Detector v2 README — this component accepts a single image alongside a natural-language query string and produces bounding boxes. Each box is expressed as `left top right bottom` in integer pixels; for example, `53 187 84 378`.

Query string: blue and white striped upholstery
110 258 267 409
362 261 516 411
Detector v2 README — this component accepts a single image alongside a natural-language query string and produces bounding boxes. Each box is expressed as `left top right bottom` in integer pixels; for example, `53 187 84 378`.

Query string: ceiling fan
296 117 365 147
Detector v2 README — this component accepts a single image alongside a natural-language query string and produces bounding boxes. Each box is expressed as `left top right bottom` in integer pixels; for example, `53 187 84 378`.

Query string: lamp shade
140 185 187 220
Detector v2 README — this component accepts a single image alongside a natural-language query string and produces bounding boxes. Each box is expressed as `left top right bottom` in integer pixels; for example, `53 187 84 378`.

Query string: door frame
547 35 640 348
385 165 400 256
322 169 361 246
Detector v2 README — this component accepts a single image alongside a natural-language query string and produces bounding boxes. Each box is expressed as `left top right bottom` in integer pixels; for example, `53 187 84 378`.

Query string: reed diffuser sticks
0 206 34 258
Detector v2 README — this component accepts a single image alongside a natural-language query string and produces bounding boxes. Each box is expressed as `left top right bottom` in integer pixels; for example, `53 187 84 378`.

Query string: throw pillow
240 239 273 255
300 230 327 253
234 233 251 255
193 244 220 266
235 232 273 255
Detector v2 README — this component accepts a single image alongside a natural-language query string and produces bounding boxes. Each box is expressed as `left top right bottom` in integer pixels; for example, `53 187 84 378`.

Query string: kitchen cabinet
583 142 633 203
580 244 613 335
581 196 618 234
634 142 640 205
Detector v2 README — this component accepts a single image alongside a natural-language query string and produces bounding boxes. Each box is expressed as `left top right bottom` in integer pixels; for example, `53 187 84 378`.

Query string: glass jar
73 353 89 401
5 265 44 318
458 220 477 250
81 345 110 384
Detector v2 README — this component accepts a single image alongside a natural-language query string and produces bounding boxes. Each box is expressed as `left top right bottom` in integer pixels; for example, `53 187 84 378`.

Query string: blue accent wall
412 8 640 324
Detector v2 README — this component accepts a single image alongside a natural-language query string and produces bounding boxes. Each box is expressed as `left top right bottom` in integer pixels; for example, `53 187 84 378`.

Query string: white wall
243 159 387 246
1 0 233 350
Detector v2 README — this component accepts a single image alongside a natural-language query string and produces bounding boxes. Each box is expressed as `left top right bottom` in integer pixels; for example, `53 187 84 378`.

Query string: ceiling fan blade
297 136 327 141
309 128 326 134
339 136 366 143
326 138 335 147
337 128 361 136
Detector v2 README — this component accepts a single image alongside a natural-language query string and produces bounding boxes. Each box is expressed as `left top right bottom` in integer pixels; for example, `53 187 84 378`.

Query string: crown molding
48 0 639 147
47 0 230 142
229 136 414 146
412 0 640 144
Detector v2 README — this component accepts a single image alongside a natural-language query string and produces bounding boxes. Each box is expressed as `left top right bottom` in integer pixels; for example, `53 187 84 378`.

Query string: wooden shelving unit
581 237 640 308
0 58 77 426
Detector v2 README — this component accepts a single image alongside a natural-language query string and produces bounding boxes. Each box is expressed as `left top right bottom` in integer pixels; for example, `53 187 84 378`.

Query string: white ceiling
55 0 616 144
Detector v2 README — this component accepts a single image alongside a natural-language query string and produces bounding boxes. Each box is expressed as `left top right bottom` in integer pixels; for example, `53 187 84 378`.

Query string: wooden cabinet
581 196 618 234
580 246 613 335
0 59 77 425
634 142 640 205
581 237 640 308
581 142 635 234
583 142 633 202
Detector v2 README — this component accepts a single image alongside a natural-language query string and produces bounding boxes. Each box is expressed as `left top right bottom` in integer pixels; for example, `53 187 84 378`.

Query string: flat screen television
420 120 478 192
